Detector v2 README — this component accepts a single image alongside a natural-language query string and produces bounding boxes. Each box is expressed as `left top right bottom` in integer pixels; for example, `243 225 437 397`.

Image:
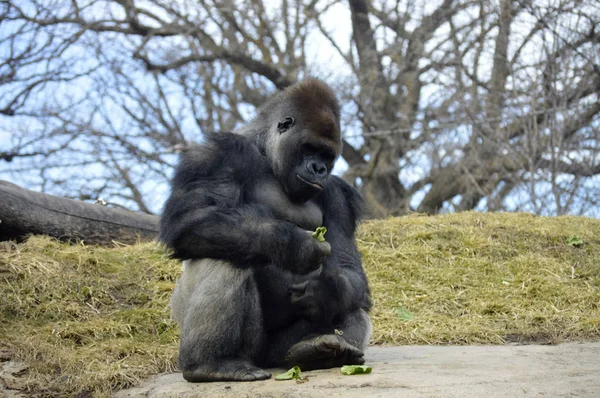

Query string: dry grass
1 212 599 396
0 238 180 397
361 212 600 345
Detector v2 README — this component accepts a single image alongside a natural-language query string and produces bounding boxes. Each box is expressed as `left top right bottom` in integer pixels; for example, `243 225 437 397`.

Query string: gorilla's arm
159 133 328 273
290 177 372 325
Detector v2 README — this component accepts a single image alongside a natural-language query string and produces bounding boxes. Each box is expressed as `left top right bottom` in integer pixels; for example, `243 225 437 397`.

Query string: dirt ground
112 342 600 398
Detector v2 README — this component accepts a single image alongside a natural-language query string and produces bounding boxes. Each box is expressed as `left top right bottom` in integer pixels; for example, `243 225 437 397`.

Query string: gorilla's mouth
296 174 323 190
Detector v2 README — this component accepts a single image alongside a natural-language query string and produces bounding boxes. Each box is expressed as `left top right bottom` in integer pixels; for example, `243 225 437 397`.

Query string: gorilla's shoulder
174 133 265 185
186 132 262 164
321 176 364 234
202 132 259 154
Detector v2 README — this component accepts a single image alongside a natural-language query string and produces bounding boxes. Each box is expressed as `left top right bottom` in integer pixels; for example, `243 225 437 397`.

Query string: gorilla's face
268 111 341 203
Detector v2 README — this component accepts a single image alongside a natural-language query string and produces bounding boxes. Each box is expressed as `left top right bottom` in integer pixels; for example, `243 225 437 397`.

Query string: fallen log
0 180 159 245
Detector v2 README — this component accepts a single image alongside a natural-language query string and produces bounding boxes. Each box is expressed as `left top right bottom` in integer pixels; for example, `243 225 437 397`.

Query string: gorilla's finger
353 356 366 365
321 335 364 359
345 344 365 359
290 280 309 293
289 280 310 299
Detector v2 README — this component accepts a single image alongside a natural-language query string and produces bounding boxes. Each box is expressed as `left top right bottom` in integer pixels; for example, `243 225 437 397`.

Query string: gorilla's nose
307 159 327 177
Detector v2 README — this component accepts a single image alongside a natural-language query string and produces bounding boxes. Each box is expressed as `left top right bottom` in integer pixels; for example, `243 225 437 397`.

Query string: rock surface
115 342 600 397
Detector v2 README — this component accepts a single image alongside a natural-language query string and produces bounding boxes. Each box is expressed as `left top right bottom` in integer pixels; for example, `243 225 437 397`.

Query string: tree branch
342 139 366 167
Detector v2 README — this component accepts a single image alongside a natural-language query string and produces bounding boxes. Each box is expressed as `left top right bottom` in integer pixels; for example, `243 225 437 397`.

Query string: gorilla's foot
182 360 271 382
284 334 365 371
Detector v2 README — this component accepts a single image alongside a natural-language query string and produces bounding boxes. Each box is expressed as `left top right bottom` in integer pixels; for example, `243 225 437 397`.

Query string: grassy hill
1 212 599 396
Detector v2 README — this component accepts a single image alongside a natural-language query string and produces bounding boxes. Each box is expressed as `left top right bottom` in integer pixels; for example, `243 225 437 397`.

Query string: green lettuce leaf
312 226 327 242
275 366 302 380
340 365 372 375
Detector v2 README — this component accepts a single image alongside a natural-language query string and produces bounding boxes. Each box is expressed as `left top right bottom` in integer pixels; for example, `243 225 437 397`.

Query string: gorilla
160 79 372 382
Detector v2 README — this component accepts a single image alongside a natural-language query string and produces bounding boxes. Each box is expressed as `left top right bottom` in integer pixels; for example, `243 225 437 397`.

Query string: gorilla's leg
172 259 270 382
260 309 371 370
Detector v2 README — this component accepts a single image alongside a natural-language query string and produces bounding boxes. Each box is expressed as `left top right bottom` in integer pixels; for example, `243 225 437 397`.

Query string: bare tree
1 0 599 217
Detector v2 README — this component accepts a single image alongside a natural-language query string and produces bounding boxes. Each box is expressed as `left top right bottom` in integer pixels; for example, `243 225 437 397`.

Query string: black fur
160 79 372 382
160 132 328 274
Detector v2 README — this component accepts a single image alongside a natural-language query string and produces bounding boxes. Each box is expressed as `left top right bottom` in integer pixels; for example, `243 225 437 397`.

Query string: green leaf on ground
275 366 302 380
566 236 584 247
341 365 372 375
395 306 414 321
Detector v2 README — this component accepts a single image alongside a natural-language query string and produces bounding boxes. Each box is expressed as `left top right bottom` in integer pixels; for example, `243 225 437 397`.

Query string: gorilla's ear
277 117 295 134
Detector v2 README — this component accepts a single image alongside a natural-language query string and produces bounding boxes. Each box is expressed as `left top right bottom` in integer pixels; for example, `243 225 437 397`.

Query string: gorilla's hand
289 275 329 322
285 228 331 275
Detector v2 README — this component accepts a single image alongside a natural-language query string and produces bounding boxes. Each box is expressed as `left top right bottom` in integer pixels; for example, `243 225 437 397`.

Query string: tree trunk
0 180 159 245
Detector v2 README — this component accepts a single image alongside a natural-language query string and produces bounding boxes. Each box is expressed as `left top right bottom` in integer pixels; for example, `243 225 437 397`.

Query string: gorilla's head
242 79 342 203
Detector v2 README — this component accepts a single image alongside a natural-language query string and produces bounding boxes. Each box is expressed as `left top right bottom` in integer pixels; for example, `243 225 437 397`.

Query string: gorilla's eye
277 117 296 134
